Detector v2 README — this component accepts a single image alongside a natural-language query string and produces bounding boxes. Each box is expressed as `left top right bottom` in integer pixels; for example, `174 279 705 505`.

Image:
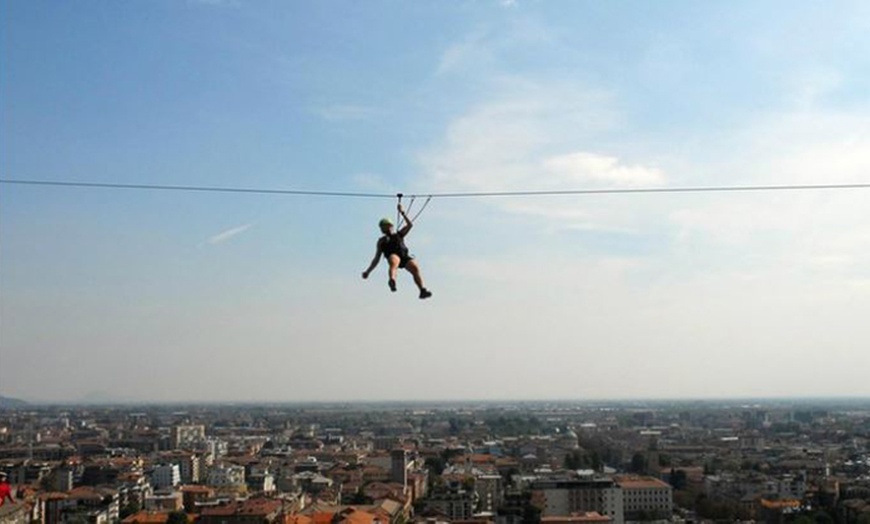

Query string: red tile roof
122 511 172 524
614 475 670 489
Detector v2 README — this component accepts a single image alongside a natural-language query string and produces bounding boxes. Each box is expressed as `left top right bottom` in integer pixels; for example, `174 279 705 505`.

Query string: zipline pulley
395 192 432 229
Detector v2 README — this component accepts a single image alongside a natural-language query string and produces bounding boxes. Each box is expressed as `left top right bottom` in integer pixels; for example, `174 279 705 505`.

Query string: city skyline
2 1 870 402
0 399 867 523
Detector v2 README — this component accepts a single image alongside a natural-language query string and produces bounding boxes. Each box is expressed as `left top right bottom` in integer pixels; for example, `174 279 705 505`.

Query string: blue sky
2 0 870 402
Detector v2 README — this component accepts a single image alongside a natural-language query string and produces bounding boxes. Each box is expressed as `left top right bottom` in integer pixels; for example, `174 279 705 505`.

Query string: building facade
170 425 205 451
615 476 673 520
151 465 180 489
207 465 245 489
531 477 624 524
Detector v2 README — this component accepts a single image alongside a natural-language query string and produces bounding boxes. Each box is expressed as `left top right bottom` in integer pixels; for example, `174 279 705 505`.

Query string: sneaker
419 288 432 299
389 279 397 292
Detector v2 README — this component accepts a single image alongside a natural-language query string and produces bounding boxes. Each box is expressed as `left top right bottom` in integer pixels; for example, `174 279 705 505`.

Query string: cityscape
1 399 869 523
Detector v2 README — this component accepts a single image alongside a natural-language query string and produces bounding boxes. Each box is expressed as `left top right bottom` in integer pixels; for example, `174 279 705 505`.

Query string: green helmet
379 218 393 228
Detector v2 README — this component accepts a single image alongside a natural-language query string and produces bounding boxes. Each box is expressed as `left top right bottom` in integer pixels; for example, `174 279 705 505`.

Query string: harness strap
395 193 403 230
402 196 417 228
411 195 433 222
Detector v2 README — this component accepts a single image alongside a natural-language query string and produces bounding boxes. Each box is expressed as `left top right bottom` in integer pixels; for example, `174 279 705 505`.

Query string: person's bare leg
405 260 431 298
405 260 425 290
387 255 400 291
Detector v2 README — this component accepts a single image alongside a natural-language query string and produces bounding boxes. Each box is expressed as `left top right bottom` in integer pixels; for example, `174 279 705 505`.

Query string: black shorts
398 254 413 269
386 252 413 269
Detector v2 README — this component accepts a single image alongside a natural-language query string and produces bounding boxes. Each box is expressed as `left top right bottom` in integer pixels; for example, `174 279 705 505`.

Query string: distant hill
0 395 29 408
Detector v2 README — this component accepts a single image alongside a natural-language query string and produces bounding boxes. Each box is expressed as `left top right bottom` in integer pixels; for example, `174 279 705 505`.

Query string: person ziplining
362 199 432 299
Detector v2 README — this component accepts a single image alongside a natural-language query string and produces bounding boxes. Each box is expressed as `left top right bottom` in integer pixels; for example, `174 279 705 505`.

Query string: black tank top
380 233 408 259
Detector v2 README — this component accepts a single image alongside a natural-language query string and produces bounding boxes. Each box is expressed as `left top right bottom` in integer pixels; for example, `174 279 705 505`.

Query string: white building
247 469 276 494
204 438 228 465
151 465 181 489
144 491 183 511
163 452 202 484
206 464 245 488
425 484 475 521
475 474 504 513
774 474 807 500
532 477 624 524
171 425 205 450
616 476 673 519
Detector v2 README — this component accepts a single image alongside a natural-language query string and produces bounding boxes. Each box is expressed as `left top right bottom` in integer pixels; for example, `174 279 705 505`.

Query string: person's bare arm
362 241 383 279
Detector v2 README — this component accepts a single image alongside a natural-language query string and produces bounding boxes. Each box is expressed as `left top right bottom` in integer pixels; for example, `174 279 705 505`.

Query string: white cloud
747 111 870 185
421 82 620 184
417 80 661 233
643 107 870 304
207 224 253 245
351 172 393 193
436 31 493 76
790 69 844 109
417 54 870 312
436 20 555 76
439 253 643 285
543 152 664 187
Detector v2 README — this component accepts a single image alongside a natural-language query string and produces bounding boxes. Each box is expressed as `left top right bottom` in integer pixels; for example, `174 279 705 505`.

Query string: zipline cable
0 179 395 199
421 183 870 198
2 178 870 199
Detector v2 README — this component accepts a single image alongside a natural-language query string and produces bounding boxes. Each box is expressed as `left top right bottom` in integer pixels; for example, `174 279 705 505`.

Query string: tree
523 502 542 524
424 456 446 476
503 467 520 485
166 511 188 524
120 501 141 520
65 514 90 524
703 461 714 476
589 451 602 472
630 452 647 474
633 510 654 521
564 450 587 470
694 494 742 521
673 489 695 510
346 488 373 505
669 468 688 490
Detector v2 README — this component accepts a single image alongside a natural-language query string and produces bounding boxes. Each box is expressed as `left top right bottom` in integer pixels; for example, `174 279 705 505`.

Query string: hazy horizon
4 392 870 409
